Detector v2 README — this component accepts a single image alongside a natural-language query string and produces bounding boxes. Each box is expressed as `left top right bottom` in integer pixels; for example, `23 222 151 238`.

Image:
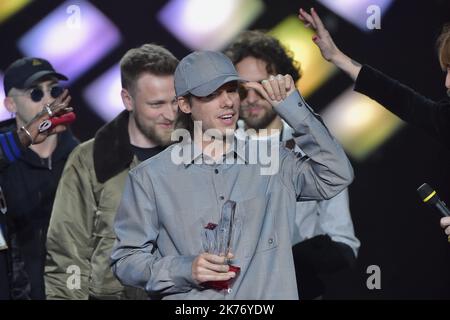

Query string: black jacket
355 64 450 149
0 130 26 171
0 118 78 299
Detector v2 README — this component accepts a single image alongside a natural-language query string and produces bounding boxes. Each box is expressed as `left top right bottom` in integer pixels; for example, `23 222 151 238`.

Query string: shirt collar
183 133 248 167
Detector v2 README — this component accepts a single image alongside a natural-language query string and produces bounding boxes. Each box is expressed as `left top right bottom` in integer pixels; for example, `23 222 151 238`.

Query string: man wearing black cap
0 57 78 299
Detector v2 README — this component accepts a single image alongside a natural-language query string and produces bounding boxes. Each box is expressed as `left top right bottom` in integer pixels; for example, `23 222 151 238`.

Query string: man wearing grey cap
0 57 78 299
111 51 354 299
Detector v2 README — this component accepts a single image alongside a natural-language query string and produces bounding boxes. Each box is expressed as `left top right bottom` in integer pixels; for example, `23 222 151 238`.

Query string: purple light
18 0 121 82
83 64 123 122
317 0 393 31
0 73 11 122
158 0 264 50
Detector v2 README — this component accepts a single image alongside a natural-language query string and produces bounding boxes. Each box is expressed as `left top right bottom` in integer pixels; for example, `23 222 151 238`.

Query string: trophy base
204 265 240 291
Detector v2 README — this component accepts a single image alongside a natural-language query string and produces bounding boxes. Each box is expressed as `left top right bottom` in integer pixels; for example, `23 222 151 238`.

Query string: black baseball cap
3 57 68 95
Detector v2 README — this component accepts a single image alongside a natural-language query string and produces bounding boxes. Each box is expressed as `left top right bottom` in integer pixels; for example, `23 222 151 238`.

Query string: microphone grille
417 183 438 205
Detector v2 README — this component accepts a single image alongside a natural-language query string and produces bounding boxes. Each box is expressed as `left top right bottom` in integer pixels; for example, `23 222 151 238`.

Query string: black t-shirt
131 145 165 162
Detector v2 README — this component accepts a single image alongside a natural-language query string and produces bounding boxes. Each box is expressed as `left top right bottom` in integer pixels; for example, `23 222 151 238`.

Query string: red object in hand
204 265 240 291
38 112 76 132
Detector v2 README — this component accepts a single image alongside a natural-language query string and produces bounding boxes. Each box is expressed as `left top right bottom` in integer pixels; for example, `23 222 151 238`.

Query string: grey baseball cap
174 51 243 97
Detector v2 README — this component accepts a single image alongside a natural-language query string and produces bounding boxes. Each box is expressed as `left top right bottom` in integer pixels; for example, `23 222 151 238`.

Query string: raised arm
298 7 362 81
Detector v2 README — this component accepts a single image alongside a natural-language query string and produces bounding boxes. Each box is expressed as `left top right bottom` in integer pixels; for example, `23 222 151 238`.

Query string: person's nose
41 89 55 106
220 90 234 108
162 101 177 122
243 88 260 105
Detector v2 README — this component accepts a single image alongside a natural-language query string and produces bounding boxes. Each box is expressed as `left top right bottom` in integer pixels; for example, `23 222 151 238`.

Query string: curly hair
437 23 450 70
224 30 301 82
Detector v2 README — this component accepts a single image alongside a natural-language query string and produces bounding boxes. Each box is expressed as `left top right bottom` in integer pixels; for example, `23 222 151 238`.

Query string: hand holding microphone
440 216 450 241
417 183 450 242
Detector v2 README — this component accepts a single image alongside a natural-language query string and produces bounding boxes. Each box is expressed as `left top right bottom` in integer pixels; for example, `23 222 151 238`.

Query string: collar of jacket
93 110 134 183
0 118 78 168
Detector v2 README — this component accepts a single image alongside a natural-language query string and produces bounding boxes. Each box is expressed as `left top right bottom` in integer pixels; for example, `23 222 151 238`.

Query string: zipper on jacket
40 155 52 170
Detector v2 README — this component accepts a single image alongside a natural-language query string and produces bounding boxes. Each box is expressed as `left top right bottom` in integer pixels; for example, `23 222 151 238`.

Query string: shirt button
214 169 219 174
268 238 274 245
219 196 224 200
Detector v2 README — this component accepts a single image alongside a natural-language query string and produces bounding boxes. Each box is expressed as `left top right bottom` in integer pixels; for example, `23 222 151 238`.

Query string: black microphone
417 183 450 217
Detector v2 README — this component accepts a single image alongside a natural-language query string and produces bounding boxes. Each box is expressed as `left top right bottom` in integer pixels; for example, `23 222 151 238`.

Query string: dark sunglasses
29 86 64 102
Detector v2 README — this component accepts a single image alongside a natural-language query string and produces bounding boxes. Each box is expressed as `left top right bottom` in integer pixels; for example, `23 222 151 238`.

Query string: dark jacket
355 64 450 149
0 196 9 299
0 118 78 299
0 130 26 171
45 110 149 300
0 128 24 299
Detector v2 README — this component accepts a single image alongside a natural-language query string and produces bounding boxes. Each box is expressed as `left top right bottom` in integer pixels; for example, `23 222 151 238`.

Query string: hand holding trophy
201 200 240 291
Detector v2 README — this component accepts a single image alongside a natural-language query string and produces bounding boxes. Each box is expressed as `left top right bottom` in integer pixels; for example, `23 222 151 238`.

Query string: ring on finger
44 104 53 117
276 74 284 80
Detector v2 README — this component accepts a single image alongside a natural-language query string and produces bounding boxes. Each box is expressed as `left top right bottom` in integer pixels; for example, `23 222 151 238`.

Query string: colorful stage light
18 0 121 83
269 16 337 97
317 0 393 31
321 87 404 160
158 0 264 50
0 74 11 122
83 64 123 122
0 0 31 24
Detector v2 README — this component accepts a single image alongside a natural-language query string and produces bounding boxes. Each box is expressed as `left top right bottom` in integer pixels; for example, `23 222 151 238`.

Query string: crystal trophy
201 200 240 290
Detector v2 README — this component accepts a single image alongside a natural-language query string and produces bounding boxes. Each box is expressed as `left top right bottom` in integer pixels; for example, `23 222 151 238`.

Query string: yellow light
269 15 337 97
321 88 405 160
0 0 31 24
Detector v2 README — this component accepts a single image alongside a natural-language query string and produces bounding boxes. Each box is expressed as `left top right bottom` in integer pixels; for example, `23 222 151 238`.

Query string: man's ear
121 88 133 112
178 97 192 114
4 96 16 113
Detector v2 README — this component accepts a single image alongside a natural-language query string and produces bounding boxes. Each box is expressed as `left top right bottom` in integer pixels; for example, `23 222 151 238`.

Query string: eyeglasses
28 86 64 102
10 85 64 102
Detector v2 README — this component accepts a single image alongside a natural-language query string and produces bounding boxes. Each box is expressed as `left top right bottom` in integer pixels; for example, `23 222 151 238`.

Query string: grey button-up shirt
238 120 360 256
280 122 360 255
111 91 354 300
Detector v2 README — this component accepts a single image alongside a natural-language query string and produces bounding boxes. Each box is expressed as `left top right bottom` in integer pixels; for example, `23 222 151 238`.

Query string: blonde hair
437 23 450 70
120 44 178 94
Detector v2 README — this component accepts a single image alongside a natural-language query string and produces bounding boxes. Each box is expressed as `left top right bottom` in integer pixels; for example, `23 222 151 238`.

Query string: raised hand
19 89 73 146
298 7 362 81
243 74 296 107
298 8 341 62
